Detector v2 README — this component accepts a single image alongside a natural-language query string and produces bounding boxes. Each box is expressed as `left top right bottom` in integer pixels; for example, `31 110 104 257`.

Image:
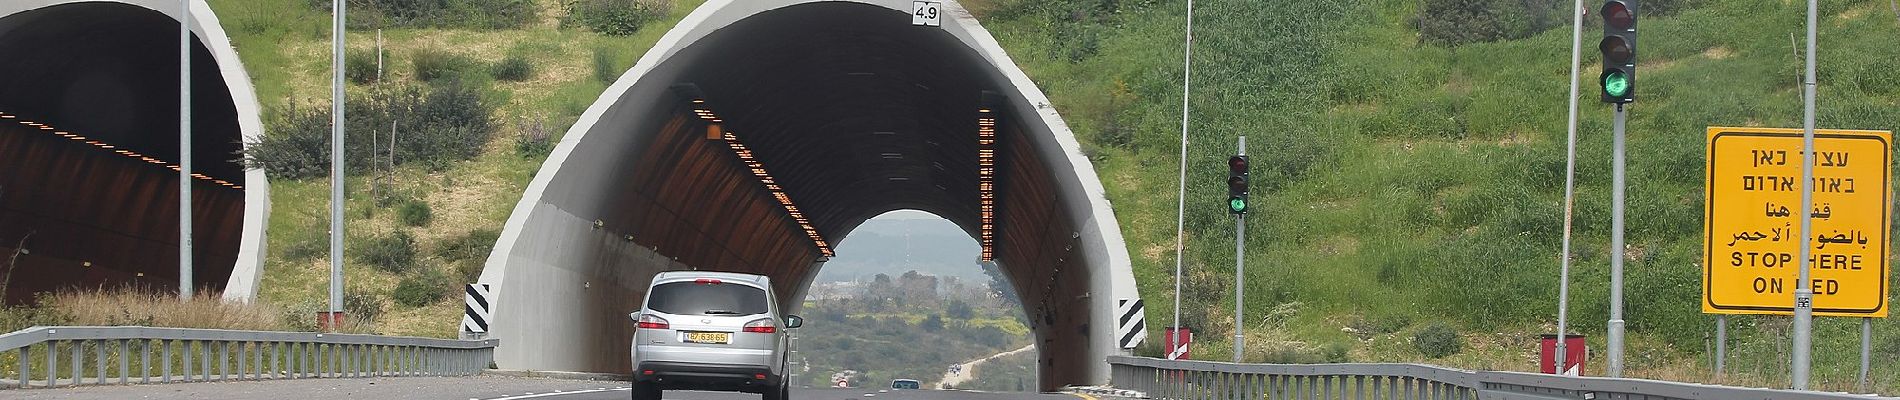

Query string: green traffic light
1228 197 1247 213
1603 70 1630 97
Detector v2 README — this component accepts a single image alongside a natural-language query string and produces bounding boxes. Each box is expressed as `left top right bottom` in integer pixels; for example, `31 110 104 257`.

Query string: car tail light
742 318 777 334
637 314 670 329
694 278 722 285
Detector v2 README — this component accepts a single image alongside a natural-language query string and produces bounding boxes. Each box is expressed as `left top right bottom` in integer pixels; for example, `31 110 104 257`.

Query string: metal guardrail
1108 355 1892 400
0 326 497 389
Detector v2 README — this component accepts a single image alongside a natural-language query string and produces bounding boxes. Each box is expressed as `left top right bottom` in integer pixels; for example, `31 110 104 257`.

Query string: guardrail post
199 340 211 381
70 339 82 386
118 339 129 384
45 341 57 388
234 341 245 380
15 344 28 388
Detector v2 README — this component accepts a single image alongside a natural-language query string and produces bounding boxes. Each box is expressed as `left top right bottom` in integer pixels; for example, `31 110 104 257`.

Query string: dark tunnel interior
0 2 246 304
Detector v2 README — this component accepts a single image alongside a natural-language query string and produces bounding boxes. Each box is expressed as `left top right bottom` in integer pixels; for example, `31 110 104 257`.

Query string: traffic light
1226 155 1249 215
1599 0 1637 103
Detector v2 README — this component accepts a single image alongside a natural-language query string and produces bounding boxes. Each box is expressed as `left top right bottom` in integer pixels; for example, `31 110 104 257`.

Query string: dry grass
33 286 287 331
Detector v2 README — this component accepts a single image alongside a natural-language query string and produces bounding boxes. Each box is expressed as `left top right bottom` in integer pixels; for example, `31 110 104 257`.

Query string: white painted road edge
476 387 630 400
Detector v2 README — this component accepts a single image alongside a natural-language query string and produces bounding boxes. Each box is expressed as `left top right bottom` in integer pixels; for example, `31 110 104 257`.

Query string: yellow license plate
684 332 730 344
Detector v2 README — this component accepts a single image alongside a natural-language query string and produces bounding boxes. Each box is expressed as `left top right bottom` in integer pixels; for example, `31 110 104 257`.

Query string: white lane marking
479 387 630 400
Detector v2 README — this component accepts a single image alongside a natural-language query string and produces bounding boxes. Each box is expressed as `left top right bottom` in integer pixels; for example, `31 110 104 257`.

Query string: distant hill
819 217 986 284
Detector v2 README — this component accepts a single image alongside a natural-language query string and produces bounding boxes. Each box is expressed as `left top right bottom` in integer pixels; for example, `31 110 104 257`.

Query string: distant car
891 379 922 390
629 271 802 400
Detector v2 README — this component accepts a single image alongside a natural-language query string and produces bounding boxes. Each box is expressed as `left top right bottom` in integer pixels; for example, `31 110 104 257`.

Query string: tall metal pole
1792 0 1819 389
1553 0 1585 374
1859 317 1871 392
329 0 347 327
1607 103 1628 378
178 0 194 300
1168 0 1196 359
1232 136 1246 363
1716 315 1727 378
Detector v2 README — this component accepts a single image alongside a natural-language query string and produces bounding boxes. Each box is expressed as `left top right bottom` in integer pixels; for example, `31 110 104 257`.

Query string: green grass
206 0 704 339
198 0 1899 392
973 0 1899 393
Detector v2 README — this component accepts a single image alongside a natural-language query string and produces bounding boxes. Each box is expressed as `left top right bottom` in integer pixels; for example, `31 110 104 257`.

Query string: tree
922 314 945 332
979 260 1019 307
947 299 975 320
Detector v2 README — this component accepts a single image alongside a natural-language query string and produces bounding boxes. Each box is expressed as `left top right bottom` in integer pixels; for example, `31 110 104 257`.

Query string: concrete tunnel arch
480 0 1144 389
0 0 270 303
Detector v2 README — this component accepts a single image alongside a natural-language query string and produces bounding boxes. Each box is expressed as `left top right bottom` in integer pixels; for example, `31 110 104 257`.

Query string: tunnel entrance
0 2 250 304
482 1 1141 390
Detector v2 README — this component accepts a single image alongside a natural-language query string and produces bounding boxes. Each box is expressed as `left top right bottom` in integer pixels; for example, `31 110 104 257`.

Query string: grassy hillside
193 0 1900 393
203 0 701 337
968 0 1898 392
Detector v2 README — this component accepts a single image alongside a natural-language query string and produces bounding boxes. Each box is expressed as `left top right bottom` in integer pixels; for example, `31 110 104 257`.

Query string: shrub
355 230 417 274
393 268 449 307
310 0 537 29
398 200 433 227
1413 0 1537 46
437 229 501 261
346 48 380 85
591 45 629 83
1413 323 1464 358
514 117 555 157
565 0 671 36
246 83 495 179
491 53 535 82
412 48 479 82
344 290 384 325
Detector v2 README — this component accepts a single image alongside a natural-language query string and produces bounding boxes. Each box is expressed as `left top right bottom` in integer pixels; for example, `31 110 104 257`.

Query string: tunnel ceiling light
679 94 833 257
3 110 243 189
977 105 999 261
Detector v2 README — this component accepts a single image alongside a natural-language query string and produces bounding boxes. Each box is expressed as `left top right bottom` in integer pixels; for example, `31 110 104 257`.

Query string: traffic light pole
1792 0 1819 389
1232 136 1246 363
1607 102 1627 378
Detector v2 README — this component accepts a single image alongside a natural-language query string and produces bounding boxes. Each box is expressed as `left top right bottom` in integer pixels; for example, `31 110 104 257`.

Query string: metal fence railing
1108 355 1892 400
0 326 497 389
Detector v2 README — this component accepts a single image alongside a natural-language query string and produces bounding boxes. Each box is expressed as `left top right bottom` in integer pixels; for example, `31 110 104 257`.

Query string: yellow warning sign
1703 127 1892 317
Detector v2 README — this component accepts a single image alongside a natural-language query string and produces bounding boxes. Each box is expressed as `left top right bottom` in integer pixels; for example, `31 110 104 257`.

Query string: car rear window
646 281 769 316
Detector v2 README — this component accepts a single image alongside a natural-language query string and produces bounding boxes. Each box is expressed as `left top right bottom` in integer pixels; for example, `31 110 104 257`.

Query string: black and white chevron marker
462 283 493 334
1116 298 1146 349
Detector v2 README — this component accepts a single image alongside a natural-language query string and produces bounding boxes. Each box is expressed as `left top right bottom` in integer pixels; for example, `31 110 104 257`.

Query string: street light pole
178 0 194 301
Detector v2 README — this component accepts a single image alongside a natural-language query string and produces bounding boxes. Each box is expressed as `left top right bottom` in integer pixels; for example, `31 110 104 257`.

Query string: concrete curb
1066 385 1148 399
484 369 634 382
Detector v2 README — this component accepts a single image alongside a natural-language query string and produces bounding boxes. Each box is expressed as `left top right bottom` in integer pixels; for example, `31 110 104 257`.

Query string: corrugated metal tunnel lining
484 0 1139 390
0 1 249 304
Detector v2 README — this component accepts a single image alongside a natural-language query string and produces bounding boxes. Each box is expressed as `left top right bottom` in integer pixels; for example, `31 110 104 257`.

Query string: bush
355 230 417 274
247 82 496 179
1413 0 1537 46
398 200 433 227
565 0 671 36
393 268 450 307
346 48 380 85
438 229 500 261
491 53 535 82
514 117 555 157
1413 323 1464 358
412 48 479 82
591 45 629 83
310 0 537 29
344 290 384 325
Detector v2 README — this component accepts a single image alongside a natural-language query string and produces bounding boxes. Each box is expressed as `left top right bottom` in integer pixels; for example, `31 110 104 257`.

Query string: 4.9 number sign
913 1 942 27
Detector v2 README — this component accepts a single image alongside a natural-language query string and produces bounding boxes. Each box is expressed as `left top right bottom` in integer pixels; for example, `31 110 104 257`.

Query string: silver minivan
629 271 801 400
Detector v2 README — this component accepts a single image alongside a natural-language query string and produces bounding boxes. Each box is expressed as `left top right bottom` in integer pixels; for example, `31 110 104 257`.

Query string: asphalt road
2 376 1107 400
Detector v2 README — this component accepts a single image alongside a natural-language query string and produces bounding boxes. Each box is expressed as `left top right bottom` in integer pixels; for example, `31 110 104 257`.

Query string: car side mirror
629 312 640 321
785 315 803 329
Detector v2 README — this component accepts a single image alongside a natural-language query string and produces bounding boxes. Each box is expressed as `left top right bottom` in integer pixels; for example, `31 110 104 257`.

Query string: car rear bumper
634 360 778 392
